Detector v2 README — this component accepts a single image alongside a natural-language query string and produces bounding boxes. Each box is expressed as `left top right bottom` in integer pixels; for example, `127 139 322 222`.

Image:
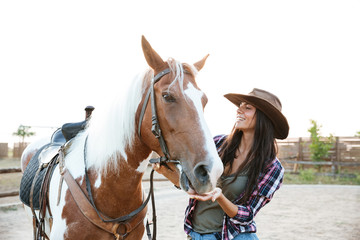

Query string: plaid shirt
184 135 284 240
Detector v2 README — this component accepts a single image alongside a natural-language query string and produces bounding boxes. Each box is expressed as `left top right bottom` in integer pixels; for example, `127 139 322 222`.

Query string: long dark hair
219 110 277 204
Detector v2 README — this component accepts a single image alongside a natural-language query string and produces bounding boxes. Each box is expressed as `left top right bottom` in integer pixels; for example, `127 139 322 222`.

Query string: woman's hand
190 187 238 218
189 187 222 202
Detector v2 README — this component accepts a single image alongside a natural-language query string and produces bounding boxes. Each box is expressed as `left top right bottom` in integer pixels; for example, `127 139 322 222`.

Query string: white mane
73 59 196 173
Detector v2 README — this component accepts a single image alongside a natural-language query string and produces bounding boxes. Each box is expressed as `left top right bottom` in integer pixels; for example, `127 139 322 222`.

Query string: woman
154 88 289 240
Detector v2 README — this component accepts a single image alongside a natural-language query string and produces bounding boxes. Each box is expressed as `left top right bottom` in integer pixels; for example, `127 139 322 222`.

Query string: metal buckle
112 223 129 240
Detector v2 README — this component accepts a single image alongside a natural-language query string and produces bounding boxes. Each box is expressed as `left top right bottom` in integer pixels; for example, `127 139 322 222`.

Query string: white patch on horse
136 152 152 173
184 83 224 188
49 165 69 240
64 133 87 181
83 70 147 173
94 174 102 188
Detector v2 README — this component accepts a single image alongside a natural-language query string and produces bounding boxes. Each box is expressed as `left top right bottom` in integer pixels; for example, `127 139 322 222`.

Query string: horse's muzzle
179 163 215 195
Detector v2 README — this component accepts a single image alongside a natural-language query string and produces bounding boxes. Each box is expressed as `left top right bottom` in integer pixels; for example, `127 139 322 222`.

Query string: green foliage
283 169 360 185
13 125 35 143
308 120 334 162
299 168 316 182
356 131 360 137
1 206 18 212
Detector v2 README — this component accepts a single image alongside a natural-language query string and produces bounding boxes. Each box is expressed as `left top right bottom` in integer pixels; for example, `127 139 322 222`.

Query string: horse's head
138 36 223 194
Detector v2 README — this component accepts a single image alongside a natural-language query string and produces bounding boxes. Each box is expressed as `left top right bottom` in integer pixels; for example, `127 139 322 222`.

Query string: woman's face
234 102 257 132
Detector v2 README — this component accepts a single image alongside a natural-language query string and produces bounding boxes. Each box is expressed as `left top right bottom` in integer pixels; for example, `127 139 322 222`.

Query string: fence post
333 137 340 173
293 137 302 172
0 143 8 158
335 137 340 161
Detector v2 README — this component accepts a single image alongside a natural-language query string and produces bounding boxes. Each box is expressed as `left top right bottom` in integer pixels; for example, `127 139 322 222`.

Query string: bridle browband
82 68 182 240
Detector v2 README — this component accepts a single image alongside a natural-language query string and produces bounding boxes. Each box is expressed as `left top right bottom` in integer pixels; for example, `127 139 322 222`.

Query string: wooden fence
0 143 8 157
1 136 360 199
0 142 29 158
277 136 360 173
13 142 29 158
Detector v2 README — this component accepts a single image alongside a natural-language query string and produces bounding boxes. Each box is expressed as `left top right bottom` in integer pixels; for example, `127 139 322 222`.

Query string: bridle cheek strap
149 81 171 160
137 68 174 161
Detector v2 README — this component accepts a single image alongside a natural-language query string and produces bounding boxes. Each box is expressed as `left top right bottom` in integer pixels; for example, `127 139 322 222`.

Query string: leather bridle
138 68 180 166
81 68 181 240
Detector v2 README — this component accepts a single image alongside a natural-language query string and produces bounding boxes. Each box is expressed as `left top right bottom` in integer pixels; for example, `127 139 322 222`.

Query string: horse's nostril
194 164 209 184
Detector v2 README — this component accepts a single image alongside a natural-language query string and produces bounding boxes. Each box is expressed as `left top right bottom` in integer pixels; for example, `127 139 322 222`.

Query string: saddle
19 121 86 209
20 106 94 240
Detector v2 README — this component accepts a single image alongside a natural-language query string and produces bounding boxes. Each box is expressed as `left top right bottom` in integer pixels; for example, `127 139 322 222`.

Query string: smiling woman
234 102 257 133
153 88 288 240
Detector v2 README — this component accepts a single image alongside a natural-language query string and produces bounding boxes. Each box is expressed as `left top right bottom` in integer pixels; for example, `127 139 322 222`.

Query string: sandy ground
1 183 359 240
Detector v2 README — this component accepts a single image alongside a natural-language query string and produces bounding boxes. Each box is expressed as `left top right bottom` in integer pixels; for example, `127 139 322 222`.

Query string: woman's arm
216 192 238 217
228 159 284 225
191 158 284 223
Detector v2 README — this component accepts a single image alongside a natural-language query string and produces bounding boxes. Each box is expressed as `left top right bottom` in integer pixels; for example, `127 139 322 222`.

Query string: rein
83 136 151 223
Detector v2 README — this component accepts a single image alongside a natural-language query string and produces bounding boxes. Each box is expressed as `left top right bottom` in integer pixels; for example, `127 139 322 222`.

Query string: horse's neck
83 138 152 218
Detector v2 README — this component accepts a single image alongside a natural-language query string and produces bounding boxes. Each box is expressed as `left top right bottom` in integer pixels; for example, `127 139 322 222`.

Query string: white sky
1 0 359 145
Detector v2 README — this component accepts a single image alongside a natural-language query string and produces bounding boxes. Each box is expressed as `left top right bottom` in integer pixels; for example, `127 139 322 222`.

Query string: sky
1 0 359 146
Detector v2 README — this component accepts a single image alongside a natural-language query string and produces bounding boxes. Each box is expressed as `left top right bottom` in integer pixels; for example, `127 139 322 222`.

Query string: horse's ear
141 35 167 73
193 54 209 71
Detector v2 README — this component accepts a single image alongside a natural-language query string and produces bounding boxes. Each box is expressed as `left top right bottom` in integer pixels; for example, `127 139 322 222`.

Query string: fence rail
0 167 21 198
282 159 360 166
0 167 21 174
0 190 19 198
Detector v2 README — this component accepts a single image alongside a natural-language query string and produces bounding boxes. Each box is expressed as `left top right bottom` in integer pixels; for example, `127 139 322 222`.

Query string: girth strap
63 169 147 240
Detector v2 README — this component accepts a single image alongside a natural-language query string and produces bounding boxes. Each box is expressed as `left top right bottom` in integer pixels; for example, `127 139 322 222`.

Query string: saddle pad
20 143 58 210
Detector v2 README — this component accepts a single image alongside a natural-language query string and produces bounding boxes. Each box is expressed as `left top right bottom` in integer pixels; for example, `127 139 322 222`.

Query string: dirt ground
1 183 359 240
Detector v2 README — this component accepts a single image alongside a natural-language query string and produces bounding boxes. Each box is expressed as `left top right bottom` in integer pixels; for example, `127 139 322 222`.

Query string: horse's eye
162 93 176 102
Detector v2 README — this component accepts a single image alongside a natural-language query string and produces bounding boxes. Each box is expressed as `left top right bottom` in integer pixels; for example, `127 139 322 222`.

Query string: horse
20 36 224 240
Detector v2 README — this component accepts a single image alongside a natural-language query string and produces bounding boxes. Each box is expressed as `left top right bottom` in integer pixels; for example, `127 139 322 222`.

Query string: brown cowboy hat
224 88 289 139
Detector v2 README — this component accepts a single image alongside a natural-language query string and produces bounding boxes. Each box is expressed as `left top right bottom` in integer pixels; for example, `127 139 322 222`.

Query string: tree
308 120 334 171
13 125 35 144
